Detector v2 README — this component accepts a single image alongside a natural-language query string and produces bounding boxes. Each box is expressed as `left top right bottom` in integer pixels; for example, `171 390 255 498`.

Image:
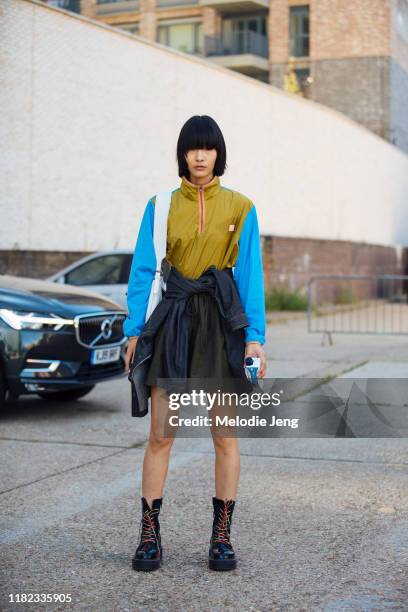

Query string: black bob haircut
176 115 227 179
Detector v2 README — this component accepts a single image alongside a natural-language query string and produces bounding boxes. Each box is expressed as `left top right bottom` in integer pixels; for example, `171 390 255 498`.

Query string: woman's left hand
244 342 267 378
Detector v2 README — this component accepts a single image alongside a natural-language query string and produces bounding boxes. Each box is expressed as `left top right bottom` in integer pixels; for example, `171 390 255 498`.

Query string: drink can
244 356 261 383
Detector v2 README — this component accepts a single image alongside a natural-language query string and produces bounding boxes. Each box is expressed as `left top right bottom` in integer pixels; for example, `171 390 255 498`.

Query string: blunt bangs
176 115 227 178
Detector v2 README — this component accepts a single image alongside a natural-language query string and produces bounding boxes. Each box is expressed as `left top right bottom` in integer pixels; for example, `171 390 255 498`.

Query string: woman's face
184 148 217 181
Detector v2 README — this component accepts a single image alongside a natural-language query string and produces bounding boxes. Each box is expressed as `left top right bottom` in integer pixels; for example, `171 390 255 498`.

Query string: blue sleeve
123 198 156 337
233 205 266 345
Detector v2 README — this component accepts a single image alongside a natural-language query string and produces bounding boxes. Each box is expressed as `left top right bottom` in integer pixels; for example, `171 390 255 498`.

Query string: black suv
0 274 129 406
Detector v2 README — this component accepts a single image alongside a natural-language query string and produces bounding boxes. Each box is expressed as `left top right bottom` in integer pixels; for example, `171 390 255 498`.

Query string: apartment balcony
96 0 140 16
156 0 199 6
199 0 268 13
204 31 269 78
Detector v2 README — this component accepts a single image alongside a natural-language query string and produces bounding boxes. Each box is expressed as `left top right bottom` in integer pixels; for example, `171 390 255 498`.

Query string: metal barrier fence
307 275 408 344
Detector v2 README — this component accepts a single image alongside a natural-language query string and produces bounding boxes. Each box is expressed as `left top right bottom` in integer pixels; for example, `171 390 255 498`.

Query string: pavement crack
172 448 408 466
0 436 131 449
0 445 145 496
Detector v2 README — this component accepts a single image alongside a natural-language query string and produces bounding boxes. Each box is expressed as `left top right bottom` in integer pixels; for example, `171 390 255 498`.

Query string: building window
47 0 80 11
158 21 203 54
221 14 268 57
289 5 309 57
397 0 408 44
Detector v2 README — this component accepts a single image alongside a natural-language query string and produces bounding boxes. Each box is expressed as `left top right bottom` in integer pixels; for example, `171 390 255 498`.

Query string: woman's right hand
124 336 139 373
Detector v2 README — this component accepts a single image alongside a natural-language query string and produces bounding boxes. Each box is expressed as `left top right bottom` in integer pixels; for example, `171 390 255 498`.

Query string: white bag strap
151 189 173 296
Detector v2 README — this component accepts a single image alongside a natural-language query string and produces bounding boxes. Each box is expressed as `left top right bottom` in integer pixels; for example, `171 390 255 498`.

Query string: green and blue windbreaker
123 174 266 345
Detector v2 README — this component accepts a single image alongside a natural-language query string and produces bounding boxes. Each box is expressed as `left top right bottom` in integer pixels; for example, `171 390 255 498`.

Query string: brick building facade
4 0 408 294
47 0 408 154
269 0 408 153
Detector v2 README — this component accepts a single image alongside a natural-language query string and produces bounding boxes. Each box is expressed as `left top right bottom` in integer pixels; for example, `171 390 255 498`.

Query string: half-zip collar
180 174 221 201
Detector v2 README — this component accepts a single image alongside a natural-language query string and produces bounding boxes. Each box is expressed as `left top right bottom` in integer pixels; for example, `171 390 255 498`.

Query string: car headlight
0 309 75 331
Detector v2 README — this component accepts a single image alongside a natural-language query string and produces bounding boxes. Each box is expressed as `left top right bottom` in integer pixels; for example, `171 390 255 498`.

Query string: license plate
90 346 121 365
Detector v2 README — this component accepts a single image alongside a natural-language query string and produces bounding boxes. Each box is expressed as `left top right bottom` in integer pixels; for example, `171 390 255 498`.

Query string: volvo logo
74 312 126 348
100 318 113 340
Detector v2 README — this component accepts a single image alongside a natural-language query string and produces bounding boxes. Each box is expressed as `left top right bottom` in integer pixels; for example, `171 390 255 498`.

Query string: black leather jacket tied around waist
128 264 252 417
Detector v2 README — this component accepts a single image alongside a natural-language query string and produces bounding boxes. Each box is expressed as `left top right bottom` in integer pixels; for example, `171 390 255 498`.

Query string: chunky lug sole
132 547 163 571
208 550 237 571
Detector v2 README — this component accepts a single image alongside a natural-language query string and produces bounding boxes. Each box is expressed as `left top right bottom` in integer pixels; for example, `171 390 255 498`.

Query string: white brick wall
1 0 408 251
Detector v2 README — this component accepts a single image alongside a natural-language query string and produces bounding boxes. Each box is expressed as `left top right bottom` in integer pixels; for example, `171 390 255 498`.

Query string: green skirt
144 292 239 390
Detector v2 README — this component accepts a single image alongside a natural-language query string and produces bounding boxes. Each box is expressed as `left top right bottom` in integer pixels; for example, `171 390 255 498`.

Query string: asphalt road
1 317 408 611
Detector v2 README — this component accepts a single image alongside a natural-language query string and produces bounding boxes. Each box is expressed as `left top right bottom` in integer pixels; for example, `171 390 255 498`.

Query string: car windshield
66 255 125 286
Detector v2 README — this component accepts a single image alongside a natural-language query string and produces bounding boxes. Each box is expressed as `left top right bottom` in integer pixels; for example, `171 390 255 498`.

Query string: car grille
75 312 127 348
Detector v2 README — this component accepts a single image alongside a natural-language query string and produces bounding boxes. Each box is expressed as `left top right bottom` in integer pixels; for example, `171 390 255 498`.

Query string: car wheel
36 385 96 401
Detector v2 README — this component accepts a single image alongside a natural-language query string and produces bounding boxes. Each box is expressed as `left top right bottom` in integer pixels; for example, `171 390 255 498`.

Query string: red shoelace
138 508 160 546
213 500 234 545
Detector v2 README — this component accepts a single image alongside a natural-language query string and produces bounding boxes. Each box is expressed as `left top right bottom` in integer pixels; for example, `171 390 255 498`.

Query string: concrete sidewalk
1 318 408 611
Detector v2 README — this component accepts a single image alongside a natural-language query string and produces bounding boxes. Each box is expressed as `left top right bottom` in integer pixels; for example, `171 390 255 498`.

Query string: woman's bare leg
210 398 240 500
141 385 176 507
211 435 240 500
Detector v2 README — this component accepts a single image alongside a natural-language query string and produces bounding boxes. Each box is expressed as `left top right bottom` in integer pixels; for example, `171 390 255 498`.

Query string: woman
123 115 266 572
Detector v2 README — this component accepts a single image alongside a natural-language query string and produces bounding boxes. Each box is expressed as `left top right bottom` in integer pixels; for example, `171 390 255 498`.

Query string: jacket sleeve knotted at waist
207 267 249 332
131 265 248 379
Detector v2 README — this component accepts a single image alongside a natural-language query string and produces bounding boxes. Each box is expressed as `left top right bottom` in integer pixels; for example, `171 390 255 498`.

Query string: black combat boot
132 496 163 571
208 497 237 571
